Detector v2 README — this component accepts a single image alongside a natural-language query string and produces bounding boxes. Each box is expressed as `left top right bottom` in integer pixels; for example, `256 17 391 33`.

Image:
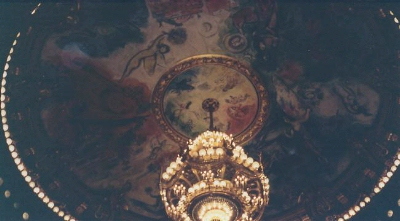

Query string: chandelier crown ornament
160 99 269 221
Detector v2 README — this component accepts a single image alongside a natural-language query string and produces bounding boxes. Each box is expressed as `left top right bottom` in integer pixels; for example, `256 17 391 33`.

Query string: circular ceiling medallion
152 55 269 145
223 34 248 53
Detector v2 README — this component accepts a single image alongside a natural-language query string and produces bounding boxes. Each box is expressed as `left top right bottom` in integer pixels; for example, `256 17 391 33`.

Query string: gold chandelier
160 99 269 221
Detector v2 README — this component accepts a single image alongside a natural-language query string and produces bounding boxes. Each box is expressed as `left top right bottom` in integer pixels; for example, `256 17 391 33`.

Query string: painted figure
121 34 170 81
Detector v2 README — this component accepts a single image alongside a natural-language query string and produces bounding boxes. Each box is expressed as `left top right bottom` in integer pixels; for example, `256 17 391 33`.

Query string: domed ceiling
1 1 400 220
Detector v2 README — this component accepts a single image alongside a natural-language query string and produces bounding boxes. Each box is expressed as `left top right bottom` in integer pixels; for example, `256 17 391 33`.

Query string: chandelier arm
191 168 202 183
179 177 194 189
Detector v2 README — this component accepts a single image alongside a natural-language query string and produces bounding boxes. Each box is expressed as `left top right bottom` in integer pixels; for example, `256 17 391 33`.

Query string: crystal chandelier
160 98 270 221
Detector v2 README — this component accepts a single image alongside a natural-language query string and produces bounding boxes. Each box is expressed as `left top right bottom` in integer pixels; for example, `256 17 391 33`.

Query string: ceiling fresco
1 1 400 220
152 55 268 145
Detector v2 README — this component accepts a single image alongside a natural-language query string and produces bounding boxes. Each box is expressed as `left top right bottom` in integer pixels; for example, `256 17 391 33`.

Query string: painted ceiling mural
2 0 400 220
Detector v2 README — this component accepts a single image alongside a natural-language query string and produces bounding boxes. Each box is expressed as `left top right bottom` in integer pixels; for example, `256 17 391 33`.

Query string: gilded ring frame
152 54 269 146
